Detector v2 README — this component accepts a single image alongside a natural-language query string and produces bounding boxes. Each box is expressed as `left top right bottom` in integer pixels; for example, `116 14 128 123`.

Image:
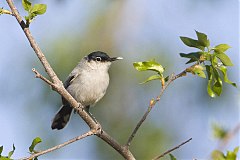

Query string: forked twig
126 74 175 147
32 68 54 86
126 68 189 148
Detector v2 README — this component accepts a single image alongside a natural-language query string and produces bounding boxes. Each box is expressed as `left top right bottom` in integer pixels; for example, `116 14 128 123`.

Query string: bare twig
32 68 54 86
126 74 175 147
21 131 94 160
152 138 192 160
126 71 188 148
6 0 135 159
126 64 194 148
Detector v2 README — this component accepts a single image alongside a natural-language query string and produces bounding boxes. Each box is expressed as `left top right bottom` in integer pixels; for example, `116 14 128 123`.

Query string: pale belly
67 72 109 107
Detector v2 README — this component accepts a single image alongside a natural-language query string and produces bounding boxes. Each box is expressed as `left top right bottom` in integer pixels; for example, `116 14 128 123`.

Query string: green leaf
226 147 239 160
7 144 15 158
233 146 239 154
0 146 3 155
206 65 216 97
211 150 225 160
191 65 206 78
193 68 206 78
216 53 234 66
226 151 237 160
22 0 32 11
207 79 216 98
29 137 42 153
195 30 210 47
212 147 239 160
169 154 177 160
180 36 204 51
211 55 219 66
140 75 161 84
0 157 11 160
214 44 231 53
133 59 164 74
211 67 223 96
180 52 203 64
30 4 47 15
212 81 222 96
218 66 237 87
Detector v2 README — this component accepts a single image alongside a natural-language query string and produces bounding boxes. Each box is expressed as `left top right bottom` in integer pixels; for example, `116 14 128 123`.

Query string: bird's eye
96 57 101 61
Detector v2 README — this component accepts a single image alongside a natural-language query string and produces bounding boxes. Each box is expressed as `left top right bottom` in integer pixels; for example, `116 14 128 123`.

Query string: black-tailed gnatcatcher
51 51 123 130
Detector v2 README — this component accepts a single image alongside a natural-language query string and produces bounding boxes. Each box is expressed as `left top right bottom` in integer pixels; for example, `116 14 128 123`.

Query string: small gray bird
51 51 123 130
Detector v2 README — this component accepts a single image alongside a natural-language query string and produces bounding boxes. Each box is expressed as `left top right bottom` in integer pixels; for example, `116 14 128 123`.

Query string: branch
6 0 135 159
152 138 192 160
21 131 94 160
32 68 54 86
126 64 193 148
6 0 59 84
126 74 175 147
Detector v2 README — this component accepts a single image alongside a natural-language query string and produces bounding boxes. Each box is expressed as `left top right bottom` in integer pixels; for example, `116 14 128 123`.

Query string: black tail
51 105 73 130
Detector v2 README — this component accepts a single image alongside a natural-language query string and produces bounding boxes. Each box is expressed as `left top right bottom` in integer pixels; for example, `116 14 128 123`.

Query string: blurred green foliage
212 147 239 160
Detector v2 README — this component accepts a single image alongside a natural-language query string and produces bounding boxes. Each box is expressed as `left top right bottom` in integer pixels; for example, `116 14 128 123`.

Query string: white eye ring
96 57 101 61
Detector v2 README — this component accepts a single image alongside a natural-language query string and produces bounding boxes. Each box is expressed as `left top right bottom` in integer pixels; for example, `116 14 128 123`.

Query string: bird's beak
110 57 123 61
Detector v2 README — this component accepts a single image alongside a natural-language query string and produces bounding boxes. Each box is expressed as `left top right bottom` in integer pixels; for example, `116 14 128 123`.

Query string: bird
51 51 123 130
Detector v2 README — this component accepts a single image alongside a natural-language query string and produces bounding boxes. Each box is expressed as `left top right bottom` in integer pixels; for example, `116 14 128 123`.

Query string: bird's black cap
87 51 123 62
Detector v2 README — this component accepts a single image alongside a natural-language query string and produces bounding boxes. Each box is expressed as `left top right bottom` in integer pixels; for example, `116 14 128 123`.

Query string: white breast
67 60 111 107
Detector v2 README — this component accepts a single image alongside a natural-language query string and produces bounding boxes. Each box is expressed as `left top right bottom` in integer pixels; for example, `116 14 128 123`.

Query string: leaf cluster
212 147 239 160
180 30 236 97
22 0 47 26
133 31 237 98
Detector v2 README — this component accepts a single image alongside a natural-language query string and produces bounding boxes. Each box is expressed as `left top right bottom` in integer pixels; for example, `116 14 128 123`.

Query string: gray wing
62 71 80 105
64 74 78 89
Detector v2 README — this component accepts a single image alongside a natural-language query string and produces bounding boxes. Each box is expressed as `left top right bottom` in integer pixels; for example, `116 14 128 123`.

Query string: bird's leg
85 106 99 124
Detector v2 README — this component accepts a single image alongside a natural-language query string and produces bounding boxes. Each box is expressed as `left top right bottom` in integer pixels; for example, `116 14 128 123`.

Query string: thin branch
6 0 97 130
6 0 59 84
97 131 135 159
126 73 181 147
126 64 194 148
126 105 152 148
21 131 94 160
152 138 192 160
6 1 136 159
32 68 54 86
